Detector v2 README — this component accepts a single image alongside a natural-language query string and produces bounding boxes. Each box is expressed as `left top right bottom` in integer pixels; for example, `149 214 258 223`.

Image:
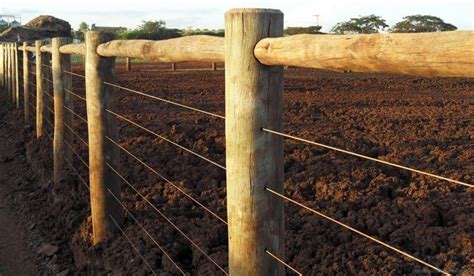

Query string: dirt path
0 108 38 275
0 192 37 275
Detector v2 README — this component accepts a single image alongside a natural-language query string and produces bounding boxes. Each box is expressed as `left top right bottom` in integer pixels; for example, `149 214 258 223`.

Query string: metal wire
63 70 85 79
262 128 473 189
108 214 157 276
44 115 54 129
265 187 450 275
43 78 54 84
106 187 185 275
106 136 227 225
103 81 225 119
106 163 227 275
44 104 54 115
64 139 89 169
42 64 52 69
64 157 89 190
63 105 88 124
265 250 302 276
106 109 226 170
64 122 89 147
65 88 86 102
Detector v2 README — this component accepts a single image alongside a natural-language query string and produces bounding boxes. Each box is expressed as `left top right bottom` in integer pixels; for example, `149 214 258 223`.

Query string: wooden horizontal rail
59 43 86 55
40 45 52 53
97 35 224 62
19 46 36 52
254 31 474 78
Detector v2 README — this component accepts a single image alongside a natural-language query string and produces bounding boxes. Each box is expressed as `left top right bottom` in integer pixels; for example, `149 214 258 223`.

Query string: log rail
20 31 473 78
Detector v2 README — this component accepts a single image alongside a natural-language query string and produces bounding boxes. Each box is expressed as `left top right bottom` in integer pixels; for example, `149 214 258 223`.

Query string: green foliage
284 25 323 35
78 22 89 32
72 22 89 42
117 20 182 40
391 15 457 33
331 15 388 34
182 28 224 37
138 20 166 33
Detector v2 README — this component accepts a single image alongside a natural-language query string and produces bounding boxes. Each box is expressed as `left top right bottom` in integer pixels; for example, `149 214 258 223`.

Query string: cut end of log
225 8 283 15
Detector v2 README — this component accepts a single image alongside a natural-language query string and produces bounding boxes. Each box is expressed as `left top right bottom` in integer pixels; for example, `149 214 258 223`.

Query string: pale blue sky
1 0 473 32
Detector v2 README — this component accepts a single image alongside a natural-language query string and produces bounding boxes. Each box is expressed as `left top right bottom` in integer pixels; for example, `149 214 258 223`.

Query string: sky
1 0 473 32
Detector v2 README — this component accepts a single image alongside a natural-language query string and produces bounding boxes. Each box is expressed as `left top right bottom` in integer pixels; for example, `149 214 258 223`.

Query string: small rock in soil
37 244 59 256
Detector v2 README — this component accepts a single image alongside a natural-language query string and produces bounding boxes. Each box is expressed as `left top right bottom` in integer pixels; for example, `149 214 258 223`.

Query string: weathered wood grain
255 31 474 78
59 43 85 55
85 31 123 244
225 8 285 276
97 36 224 62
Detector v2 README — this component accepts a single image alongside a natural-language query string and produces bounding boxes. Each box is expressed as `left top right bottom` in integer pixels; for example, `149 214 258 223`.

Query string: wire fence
3 39 471 275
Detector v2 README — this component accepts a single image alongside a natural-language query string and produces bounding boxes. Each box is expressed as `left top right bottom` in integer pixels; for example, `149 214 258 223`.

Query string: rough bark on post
225 8 285 275
125 57 131 71
52 37 73 185
35 40 44 138
14 43 20 108
23 42 30 123
85 31 123 244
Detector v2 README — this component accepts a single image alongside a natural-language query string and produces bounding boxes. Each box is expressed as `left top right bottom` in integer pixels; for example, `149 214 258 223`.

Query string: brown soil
2 62 473 275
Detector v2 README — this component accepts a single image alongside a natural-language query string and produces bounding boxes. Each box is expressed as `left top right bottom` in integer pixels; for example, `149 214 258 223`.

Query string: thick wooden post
85 31 123 244
212 62 216 71
35 40 44 138
125 57 131 71
225 8 285 275
52 37 73 185
14 43 20 108
171 62 176 71
23 42 30 123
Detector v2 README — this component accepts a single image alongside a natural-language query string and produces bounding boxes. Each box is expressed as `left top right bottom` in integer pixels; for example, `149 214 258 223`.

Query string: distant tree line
331 14 457 34
72 14 457 41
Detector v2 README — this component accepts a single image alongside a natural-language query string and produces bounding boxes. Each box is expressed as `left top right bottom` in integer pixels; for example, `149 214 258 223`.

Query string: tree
284 25 323 36
391 15 457 33
78 22 89 32
182 28 225 37
331 15 388 34
117 20 182 40
138 20 166 33
72 21 89 41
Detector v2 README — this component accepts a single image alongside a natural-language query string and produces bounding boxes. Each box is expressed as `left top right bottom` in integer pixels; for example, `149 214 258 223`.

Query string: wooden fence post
85 31 123 244
0 44 4 89
14 43 20 108
211 62 216 71
171 62 176 71
11 43 16 104
23 42 30 123
52 37 73 185
7 43 13 100
2 44 5 89
35 40 44 138
225 8 285 275
125 57 131 71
